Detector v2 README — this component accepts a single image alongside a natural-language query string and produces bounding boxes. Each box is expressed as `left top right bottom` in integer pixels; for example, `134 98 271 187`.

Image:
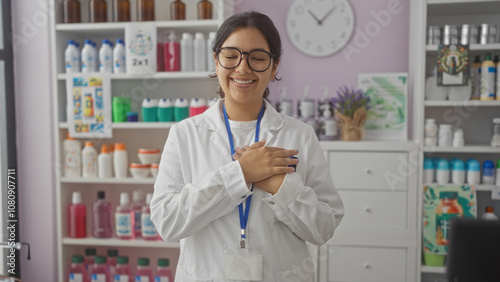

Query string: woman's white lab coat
150 99 344 281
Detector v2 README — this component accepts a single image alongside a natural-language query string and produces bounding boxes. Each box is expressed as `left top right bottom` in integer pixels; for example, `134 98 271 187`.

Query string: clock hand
307 10 322 25
319 5 337 25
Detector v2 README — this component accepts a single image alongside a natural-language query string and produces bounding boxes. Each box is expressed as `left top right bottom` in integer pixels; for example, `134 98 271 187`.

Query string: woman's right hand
237 141 298 183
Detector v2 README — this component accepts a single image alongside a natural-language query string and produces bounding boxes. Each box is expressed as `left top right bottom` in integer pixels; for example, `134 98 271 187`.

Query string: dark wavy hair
210 11 282 99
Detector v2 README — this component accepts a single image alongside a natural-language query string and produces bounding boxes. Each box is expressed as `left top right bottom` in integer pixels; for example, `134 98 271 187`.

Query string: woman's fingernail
295 149 299 154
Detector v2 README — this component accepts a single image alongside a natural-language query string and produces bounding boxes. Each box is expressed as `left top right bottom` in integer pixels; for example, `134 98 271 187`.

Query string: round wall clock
286 0 355 57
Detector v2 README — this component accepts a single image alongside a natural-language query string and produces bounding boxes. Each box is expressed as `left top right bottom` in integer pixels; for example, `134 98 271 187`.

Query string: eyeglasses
216 47 276 72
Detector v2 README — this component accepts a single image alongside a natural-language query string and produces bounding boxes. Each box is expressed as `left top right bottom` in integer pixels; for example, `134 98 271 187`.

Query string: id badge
224 245 263 281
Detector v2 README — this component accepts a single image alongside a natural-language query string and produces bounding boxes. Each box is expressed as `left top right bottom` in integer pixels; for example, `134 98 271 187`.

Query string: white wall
11 0 57 280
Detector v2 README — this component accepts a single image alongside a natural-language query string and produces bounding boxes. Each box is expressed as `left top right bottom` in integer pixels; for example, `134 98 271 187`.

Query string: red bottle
163 31 181 72
69 191 87 238
135 258 153 282
68 254 90 282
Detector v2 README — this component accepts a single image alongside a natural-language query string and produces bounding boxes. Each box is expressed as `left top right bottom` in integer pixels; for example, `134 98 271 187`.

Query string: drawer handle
364 207 372 213
364 168 372 174
363 263 371 269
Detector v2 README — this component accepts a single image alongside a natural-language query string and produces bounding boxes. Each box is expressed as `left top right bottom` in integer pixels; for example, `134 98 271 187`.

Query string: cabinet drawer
327 245 406 282
338 190 407 230
329 151 408 191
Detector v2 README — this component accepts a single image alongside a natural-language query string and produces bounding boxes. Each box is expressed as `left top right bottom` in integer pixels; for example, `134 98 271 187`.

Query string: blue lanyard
222 102 265 248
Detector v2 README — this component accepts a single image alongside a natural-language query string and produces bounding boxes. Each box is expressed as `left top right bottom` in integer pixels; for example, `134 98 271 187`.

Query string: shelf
423 146 500 153
56 20 220 33
421 266 446 274
426 43 500 52
58 72 212 80
62 237 179 248
424 100 500 107
61 177 155 184
427 0 500 15
59 122 176 129
424 184 498 191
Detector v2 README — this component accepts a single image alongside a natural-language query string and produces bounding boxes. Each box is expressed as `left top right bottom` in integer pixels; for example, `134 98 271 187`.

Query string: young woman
150 11 344 281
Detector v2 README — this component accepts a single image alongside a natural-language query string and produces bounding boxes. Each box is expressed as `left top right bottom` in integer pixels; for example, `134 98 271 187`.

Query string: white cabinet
49 0 231 280
319 142 419 282
409 0 500 280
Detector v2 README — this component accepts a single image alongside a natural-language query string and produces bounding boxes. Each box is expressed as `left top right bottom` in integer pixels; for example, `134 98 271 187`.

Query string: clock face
286 0 355 57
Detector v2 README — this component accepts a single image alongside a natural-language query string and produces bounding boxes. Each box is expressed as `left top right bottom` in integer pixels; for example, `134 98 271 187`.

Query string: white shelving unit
49 0 231 280
410 1 500 281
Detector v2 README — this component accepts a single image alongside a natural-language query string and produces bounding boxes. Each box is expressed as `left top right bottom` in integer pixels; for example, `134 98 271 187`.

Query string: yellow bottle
480 53 496 100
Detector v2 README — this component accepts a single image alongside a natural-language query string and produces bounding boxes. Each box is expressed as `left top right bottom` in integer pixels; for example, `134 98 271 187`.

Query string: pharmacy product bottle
82 40 96 73
64 0 81 23
438 124 453 147
451 159 465 185
189 98 208 117
137 0 155 21
206 32 216 72
492 118 500 147
317 97 337 140
135 258 153 282
424 118 438 147
435 192 463 245
114 256 133 282
423 158 434 183
155 258 173 282
142 98 158 122
91 41 98 71
69 192 87 238
180 33 194 72
480 53 496 100
157 34 164 72
90 255 110 282
92 191 113 238
452 128 465 147
66 40 81 73
174 98 189 121
141 193 159 240
131 190 145 238
425 67 448 100
90 0 107 23
63 133 81 177
481 206 498 221
436 159 450 185
69 254 89 282
113 0 130 22
197 0 212 19
466 159 481 185
276 88 293 116
99 39 113 73
496 159 500 186
107 249 118 278
113 39 126 74
114 143 128 178
115 192 134 240
98 144 112 178
108 143 115 175
193 33 207 72
471 55 481 100
170 0 186 20
483 160 495 185
82 141 98 178
158 98 174 122
85 248 97 271
163 32 181 72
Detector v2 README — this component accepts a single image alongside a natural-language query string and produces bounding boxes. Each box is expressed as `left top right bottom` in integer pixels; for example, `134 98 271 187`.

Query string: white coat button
268 201 275 205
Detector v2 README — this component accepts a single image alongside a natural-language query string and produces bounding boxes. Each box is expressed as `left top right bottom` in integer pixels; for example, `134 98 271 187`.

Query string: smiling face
215 27 278 111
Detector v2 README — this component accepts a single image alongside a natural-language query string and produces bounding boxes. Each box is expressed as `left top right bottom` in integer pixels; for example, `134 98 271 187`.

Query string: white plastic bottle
113 38 126 74
65 40 81 73
81 40 96 73
99 39 113 73
82 141 97 178
480 53 496 100
481 206 498 221
91 41 98 72
97 144 112 178
466 159 481 185
180 32 194 72
423 158 434 183
114 143 128 178
63 133 81 177
451 159 465 185
207 31 216 72
193 32 207 72
436 159 450 185
424 118 438 147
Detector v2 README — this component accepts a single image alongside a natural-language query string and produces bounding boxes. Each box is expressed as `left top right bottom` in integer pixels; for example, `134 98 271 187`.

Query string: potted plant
333 86 371 141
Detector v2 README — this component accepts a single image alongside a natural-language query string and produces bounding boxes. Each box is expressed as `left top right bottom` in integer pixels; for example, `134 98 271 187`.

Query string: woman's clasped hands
233 140 299 195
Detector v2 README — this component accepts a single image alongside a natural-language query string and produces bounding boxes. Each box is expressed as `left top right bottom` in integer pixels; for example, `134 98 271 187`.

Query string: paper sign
125 24 157 74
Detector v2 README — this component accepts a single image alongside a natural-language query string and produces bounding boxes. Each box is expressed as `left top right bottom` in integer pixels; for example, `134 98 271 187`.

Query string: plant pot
337 107 367 141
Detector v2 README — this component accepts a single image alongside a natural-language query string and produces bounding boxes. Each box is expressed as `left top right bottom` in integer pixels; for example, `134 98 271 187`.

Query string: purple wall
234 0 409 107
